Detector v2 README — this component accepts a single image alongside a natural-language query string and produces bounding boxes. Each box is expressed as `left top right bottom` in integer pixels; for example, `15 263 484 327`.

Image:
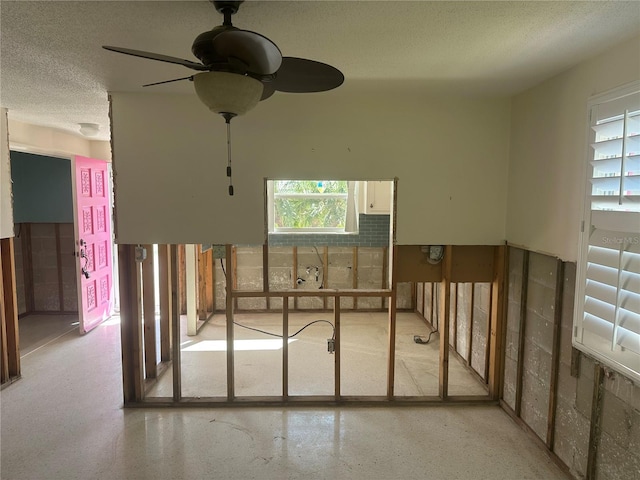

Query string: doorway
9 151 114 356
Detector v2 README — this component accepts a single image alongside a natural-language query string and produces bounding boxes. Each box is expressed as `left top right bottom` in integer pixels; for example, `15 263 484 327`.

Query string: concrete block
553 400 590 479
596 430 640 480
526 280 556 322
33 284 60 311
575 368 594 418
524 310 554 354
600 389 635 449
474 282 491 313
521 371 550 441
503 356 517 410
528 251 558 289
603 371 640 411
556 363 578 404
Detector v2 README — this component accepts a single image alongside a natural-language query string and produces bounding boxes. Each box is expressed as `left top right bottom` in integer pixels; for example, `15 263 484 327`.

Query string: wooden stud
185 245 198 336
546 259 565 449
178 244 186 315
206 249 214 314
142 244 157 379
439 246 453 399
232 246 238 312
451 283 458 353
323 246 329 309
334 294 341 399
292 246 298 311
158 245 172 362
198 245 207 320
411 281 417 312
515 250 530 416
488 245 507 400
352 246 358 310
382 246 388 309
226 244 235 400
211 249 217 313
586 364 605 480
485 283 493 382
170 245 181 402
263 244 270 310
1 238 20 378
55 224 64 311
118 244 144 404
0 245 9 384
387 245 398 398
570 347 581 378
467 284 475 365
282 295 288 398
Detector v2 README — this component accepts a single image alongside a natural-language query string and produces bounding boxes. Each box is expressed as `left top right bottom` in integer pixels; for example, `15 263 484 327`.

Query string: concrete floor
149 312 488 398
0 314 569 479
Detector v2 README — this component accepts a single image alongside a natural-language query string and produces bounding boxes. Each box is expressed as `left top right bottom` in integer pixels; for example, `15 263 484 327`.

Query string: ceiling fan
103 0 344 195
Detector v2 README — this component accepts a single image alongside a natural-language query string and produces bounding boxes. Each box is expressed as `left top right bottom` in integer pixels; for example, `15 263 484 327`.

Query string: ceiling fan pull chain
225 115 234 196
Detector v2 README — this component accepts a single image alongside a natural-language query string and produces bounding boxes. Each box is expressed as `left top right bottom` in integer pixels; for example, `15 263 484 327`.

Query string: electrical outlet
327 338 335 354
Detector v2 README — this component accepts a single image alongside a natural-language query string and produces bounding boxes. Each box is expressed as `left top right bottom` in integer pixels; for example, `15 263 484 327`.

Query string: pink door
73 156 113 334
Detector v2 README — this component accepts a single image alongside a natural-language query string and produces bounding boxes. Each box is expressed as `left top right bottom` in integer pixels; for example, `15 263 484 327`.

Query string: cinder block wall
215 245 412 312
12 222 78 316
415 281 492 384
502 246 640 480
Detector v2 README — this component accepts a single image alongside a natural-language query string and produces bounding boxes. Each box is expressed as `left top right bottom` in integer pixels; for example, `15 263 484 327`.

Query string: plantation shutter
574 82 640 382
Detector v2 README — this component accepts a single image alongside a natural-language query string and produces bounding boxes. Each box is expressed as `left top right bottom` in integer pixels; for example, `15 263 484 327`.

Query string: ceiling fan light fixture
78 122 100 137
193 71 262 116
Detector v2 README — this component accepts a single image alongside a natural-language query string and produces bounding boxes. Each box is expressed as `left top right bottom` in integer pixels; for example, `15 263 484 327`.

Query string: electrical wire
234 319 335 340
219 256 335 340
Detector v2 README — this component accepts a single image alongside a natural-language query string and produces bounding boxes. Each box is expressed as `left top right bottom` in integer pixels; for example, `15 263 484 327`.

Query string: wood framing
158 245 172 362
116 242 509 408
515 250 530 416
586 364 605 480
546 259 564 448
282 296 289 398
466 283 475 366
118 244 144 403
387 245 398 398
170 245 181 401
142 244 156 379
488 245 507 399
439 245 453 399
1 238 20 380
334 295 341 399
225 244 235 400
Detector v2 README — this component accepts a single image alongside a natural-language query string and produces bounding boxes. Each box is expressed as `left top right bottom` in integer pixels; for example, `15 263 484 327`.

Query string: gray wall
10 151 73 224
503 246 639 480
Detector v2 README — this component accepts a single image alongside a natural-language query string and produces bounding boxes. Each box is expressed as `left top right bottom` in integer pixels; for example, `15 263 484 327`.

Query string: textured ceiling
1 1 639 141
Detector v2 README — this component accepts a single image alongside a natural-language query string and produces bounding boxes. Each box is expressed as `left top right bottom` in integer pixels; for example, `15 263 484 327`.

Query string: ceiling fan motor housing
192 26 235 68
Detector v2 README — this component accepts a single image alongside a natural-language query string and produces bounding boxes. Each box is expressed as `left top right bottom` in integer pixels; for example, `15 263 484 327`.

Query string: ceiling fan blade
273 57 344 93
211 30 282 75
260 82 276 101
103 46 208 71
143 76 194 87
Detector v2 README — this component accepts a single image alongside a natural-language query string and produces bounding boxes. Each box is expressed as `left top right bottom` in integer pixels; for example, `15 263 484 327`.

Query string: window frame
267 180 356 234
573 80 640 383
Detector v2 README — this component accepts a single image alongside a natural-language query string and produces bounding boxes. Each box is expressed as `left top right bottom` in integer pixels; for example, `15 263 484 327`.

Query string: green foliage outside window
274 180 348 229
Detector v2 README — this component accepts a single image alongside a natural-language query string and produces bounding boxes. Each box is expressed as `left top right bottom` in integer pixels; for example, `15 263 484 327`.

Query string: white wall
506 35 640 261
8 120 111 162
111 81 511 245
0 109 13 238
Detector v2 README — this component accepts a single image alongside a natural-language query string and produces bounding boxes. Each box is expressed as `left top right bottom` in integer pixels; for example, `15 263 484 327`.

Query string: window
267 180 358 233
574 81 640 382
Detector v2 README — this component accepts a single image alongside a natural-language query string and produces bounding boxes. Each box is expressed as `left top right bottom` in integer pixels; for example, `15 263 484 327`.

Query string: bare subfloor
1 314 568 479
149 312 488 398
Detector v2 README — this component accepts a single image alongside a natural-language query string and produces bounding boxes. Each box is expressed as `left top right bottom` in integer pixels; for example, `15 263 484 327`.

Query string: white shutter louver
574 82 640 382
